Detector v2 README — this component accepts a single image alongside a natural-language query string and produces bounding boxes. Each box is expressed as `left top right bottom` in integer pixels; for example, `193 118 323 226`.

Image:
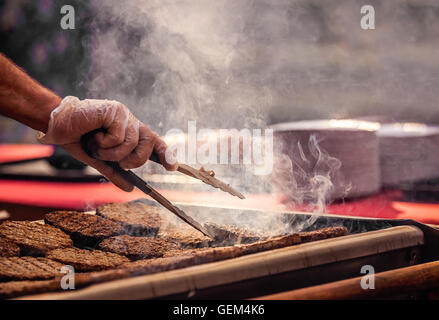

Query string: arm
0 53 61 132
0 53 177 191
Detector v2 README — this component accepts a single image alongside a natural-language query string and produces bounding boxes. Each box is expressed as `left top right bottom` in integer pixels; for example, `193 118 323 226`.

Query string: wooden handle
80 128 162 164
254 260 439 300
80 128 152 194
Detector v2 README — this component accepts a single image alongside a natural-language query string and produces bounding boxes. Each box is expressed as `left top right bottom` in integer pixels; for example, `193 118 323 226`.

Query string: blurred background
0 0 91 142
1 0 439 143
1 0 439 224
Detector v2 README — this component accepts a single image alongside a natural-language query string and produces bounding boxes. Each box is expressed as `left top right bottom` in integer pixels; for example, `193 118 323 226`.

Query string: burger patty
157 221 213 248
236 233 302 255
163 227 348 260
157 230 212 248
0 268 132 299
203 222 262 245
298 226 348 242
0 226 350 298
96 201 162 236
0 237 20 257
0 257 64 281
122 255 197 276
132 246 243 275
0 279 60 299
0 221 73 256
98 235 181 260
46 247 129 272
44 211 125 247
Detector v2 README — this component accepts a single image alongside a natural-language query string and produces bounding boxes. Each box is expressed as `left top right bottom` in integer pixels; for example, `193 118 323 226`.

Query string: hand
38 96 177 191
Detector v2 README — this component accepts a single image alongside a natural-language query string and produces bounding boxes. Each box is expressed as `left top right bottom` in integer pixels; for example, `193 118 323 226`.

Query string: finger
119 124 154 170
62 143 134 192
95 102 130 148
154 135 178 171
97 119 140 162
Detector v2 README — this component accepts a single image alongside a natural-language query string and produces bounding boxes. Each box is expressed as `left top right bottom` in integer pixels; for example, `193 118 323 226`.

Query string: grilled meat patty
203 222 262 244
236 233 302 255
122 255 197 276
298 226 348 242
0 237 20 257
96 201 212 247
44 211 125 247
158 220 213 248
0 257 64 281
98 235 180 260
46 247 129 272
0 221 73 256
0 225 349 298
157 230 212 248
163 227 348 259
0 279 60 299
0 268 132 299
96 202 162 236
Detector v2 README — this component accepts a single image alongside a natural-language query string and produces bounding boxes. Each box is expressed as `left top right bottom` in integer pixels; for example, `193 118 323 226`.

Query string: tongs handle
80 128 213 238
80 128 162 165
148 150 161 165
81 129 245 200
80 128 153 194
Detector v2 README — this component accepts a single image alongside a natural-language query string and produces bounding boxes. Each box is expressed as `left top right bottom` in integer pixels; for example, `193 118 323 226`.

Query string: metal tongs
80 129 245 238
149 154 245 200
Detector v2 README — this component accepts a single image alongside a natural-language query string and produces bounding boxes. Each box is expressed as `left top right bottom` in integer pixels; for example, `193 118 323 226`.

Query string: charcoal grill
16 199 439 300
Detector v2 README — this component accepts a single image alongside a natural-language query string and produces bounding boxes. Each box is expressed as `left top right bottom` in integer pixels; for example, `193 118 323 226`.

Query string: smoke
272 134 345 224
85 0 353 233
86 0 270 131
